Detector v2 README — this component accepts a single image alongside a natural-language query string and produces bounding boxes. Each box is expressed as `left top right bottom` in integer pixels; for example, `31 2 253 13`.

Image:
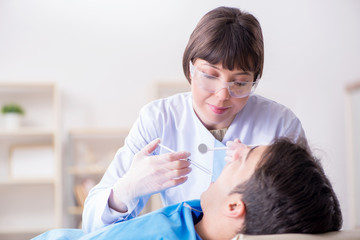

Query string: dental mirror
159 143 212 176
198 143 228 154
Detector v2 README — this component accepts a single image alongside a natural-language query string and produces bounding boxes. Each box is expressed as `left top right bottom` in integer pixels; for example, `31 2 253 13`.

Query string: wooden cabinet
64 129 128 228
0 83 61 240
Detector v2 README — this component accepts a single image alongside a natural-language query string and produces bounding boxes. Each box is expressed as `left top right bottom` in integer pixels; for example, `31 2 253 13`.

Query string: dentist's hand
225 138 252 163
109 139 191 213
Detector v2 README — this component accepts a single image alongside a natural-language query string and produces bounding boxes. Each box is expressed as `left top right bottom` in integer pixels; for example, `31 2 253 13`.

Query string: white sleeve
281 109 308 145
283 114 309 149
81 148 140 233
81 101 164 233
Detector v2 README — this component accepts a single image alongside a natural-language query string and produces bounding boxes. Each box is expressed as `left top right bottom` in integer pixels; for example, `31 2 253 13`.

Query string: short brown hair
182 6 264 83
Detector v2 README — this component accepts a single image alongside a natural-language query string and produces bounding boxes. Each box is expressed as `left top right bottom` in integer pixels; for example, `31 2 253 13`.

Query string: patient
33 138 342 240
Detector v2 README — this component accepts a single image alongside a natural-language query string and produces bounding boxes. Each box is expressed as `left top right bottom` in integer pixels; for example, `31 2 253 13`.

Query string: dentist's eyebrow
245 146 259 161
203 63 218 69
203 63 251 76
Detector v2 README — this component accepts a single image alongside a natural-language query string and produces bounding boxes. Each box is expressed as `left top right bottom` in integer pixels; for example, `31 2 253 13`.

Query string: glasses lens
229 82 256 98
193 67 258 98
195 71 217 93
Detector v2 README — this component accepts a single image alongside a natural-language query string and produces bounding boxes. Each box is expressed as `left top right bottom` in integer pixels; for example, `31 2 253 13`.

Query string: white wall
0 0 359 229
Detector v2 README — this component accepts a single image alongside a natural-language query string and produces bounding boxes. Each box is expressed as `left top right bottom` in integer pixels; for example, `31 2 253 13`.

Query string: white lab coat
82 92 306 232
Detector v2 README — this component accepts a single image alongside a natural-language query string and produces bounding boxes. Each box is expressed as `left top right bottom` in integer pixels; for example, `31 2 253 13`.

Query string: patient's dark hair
182 6 264 83
232 138 342 235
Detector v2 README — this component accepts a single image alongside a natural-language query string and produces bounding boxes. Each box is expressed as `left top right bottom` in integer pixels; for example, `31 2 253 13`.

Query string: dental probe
158 143 212 176
198 143 228 154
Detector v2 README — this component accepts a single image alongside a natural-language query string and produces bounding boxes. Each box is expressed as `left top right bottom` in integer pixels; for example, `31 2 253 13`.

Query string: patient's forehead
228 145 268 187
246 145 268 165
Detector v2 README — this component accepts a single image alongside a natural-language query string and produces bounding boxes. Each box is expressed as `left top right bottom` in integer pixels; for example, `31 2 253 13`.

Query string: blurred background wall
0 0 359 229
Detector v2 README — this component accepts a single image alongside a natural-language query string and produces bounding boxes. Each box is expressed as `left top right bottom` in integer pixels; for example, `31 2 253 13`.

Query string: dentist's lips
208 104 229 114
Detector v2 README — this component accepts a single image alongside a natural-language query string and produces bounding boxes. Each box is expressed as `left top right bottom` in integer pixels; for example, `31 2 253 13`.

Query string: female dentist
82 6 306 233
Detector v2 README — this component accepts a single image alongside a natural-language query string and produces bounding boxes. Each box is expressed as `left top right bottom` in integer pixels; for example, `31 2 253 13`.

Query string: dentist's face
190 59 254 130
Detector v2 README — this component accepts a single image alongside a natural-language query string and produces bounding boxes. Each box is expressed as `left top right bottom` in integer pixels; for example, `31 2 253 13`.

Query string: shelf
68 165 107 175
64 128 128 228
0 226 53 234
69 128 129 139
0 178 55 186
0 82 56 93
0 82 61 237
0 128 55 137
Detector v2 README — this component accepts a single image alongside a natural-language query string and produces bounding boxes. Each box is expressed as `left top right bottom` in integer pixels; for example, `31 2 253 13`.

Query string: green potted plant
1 103 25 129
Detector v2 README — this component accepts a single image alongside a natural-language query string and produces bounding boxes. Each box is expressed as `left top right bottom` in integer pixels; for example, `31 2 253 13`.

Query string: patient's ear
225 194 246 218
